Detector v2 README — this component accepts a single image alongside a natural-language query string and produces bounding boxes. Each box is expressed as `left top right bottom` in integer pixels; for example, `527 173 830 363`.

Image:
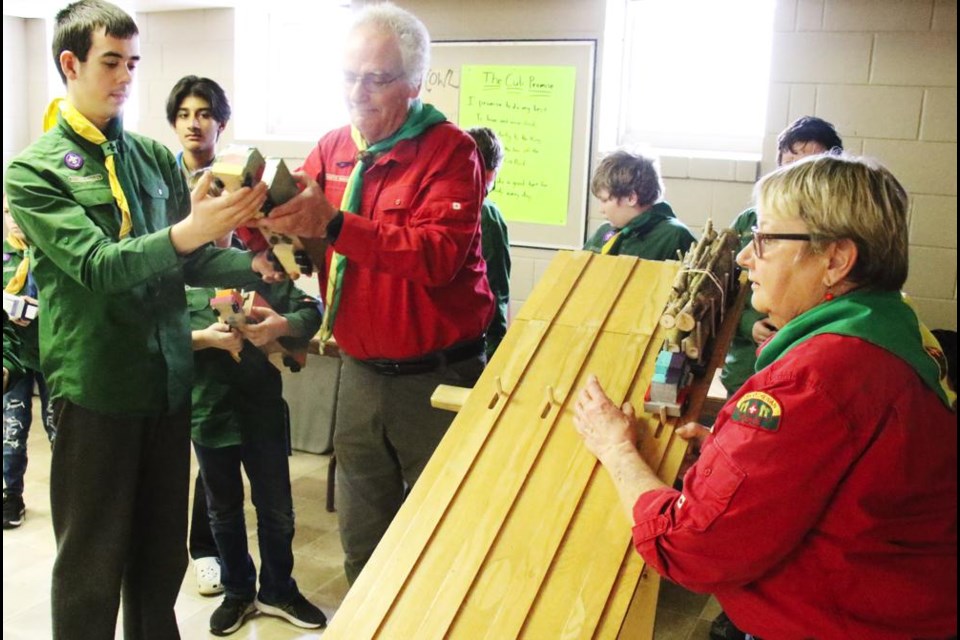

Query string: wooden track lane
323 251 597 639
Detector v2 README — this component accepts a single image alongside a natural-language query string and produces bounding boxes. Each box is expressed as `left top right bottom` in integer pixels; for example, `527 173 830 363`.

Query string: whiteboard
424 40 597 250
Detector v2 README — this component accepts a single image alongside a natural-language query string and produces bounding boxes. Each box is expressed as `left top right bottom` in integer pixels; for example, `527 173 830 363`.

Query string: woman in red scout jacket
573 154 957 640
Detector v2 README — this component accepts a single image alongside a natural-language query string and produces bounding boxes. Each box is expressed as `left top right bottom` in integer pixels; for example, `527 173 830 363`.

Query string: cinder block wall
3 0 956 329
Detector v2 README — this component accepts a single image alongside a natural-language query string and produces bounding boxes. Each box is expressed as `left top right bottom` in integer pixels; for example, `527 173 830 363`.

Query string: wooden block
430 384 472 412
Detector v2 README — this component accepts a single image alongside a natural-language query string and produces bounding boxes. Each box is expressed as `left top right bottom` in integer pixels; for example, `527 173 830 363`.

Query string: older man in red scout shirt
261 2 493 585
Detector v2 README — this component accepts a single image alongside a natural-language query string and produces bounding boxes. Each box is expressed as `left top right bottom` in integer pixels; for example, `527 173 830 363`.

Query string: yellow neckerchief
4 235 29 294
44 98 132 238
600 229 621 255
318 126 367 344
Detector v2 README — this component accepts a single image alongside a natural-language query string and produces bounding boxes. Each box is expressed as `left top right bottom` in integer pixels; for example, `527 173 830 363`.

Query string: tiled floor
3 398 718 639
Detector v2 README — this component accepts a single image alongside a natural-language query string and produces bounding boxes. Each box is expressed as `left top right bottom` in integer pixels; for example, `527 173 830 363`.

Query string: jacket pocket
681 443 746 532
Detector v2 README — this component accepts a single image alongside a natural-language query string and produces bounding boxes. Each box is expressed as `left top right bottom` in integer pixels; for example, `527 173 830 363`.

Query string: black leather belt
361 336 485 376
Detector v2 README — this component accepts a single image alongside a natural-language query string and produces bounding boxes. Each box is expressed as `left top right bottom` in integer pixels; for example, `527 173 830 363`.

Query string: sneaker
709 611 747 640
194 556 224 596
3 493 25 529
209 596 255 636
255 592 327 629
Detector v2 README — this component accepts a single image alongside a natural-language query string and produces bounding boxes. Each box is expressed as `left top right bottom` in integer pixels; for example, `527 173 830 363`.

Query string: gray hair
353 2 431 87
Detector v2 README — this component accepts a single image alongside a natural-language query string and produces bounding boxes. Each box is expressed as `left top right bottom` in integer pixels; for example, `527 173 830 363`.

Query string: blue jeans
3 369 55 496
194 437 298 604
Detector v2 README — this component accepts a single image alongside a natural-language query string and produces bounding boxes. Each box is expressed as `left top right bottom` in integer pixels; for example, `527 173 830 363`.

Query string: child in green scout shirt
188 231 325 635
466 127 512 359
167 73 230 598
584 150 695 259
3 197 55 530
3 2 276 637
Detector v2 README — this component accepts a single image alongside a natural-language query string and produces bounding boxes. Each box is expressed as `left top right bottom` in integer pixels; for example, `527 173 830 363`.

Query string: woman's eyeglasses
750 226 819 259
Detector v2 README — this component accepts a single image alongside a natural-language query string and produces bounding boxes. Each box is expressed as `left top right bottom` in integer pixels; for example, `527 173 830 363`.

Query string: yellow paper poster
458 65 576 226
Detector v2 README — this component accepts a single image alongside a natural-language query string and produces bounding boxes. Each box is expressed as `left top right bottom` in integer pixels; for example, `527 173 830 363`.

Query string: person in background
3 197 55 530
4 1 275 636
720 116 843 398
584 149 695 259
575 154 957 639
188 230 325 636
258 2 493 584
166 73 230 598
466 126 511 359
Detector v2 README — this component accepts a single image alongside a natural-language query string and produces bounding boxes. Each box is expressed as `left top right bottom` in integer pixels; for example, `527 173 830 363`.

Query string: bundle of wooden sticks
659 219 741 365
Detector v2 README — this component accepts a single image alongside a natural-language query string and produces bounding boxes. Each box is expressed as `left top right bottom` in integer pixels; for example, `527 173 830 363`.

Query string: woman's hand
240 306 290 346
573 374 639 465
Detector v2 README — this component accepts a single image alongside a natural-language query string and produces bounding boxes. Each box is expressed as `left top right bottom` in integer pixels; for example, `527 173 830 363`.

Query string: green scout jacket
583 201 695 260
3 240 41 372
188 281 321 448
480 198 511 358
4 116 259 416
719 207 766 396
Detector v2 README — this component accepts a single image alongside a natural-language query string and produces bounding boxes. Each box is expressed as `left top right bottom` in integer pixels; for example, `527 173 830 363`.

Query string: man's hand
193 322 244 354
258 171 338 238
752 318 778 344
241 306 290 346
252 250 287 284
170 172 268 255
9 295 37 327
573 374 639 466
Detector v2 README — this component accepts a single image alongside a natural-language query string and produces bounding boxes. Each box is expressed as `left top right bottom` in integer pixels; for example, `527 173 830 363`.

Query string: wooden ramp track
324 250 742 639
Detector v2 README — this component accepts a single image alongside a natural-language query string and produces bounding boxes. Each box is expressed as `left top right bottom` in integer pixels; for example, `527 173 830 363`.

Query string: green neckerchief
756 289 956 410
318 100 447 343
601 202 674 255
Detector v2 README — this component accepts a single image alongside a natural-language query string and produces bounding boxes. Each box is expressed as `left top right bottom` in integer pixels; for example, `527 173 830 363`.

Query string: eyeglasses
749 226 820 259
343 71 404 93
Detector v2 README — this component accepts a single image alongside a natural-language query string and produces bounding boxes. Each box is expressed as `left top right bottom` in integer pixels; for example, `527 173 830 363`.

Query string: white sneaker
195 556 224 596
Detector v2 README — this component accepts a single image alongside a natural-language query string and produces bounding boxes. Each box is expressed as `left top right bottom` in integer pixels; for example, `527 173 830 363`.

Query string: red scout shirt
633 334 957 639
300 122 494 361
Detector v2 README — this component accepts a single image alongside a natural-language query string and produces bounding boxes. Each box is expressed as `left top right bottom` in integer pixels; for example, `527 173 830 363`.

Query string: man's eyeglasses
343 72 404 93
750 226 822 259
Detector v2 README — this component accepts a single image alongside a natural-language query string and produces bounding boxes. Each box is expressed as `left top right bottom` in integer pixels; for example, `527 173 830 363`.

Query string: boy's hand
170 173 268 255
241 306 290 346
195 322 244 354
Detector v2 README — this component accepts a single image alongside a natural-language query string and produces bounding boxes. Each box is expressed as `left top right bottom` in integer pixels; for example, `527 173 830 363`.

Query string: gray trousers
334 354 484 584
49 399 191 640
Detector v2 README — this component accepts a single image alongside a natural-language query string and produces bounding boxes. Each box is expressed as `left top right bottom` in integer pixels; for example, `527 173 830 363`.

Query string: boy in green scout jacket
3 2 277 637
584 150 695 259
188 231 326 635
465 127 512 359
3 198 55 530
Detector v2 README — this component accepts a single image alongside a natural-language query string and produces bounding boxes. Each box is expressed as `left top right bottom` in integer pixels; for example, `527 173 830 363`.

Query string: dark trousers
334 353 484 584
49 399 191 640
189 472 218 560
194 436 297 604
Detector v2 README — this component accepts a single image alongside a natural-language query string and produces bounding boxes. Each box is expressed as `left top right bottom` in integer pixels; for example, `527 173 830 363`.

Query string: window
609 0 775 157
234 2 352 141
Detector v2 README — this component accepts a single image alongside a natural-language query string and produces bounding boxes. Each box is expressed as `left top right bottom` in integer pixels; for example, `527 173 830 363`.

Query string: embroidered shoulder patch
731 391 782 432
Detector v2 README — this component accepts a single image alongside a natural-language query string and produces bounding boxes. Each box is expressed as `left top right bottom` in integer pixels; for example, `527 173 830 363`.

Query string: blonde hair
755 154 909 291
